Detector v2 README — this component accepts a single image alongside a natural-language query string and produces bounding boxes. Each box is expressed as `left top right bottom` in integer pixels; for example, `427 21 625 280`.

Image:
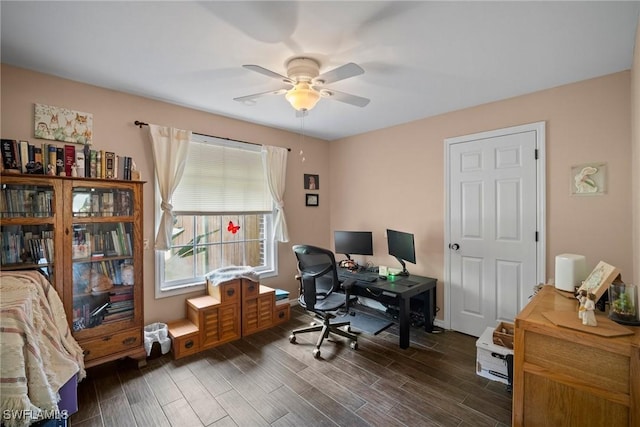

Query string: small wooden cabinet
513 285 640 426
0 174 146 368
168 278 290 359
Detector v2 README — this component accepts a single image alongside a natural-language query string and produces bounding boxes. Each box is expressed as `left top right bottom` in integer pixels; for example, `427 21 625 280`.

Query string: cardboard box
492 321 514 349
476 326 513 385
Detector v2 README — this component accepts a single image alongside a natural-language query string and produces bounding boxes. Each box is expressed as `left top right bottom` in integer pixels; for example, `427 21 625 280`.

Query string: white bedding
0 271 85 427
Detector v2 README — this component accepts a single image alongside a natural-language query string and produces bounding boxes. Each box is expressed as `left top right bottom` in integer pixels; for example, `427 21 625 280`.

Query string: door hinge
534 149 539 160
535 231 538 242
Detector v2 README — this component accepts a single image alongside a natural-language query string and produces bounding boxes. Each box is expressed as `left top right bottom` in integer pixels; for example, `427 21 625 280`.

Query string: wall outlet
143 239 150 250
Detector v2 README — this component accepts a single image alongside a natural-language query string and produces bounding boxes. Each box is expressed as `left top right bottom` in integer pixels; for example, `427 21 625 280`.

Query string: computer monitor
387 229 416 276
334 231 373 261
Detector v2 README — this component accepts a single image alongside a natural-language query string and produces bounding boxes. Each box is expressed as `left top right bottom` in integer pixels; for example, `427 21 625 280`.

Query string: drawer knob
227 288 235 297
248 284 255 291
185 340 194 349
278 311 285 319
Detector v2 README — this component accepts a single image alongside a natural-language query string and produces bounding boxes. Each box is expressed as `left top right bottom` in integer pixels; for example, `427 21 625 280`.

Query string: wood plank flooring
71 306 512 427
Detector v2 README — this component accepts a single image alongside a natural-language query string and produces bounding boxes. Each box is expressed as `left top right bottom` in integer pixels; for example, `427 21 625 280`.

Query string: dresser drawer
81 329 142 362
242 280 260 299
168 319 200 360
208 279 240 303
273 303 290 326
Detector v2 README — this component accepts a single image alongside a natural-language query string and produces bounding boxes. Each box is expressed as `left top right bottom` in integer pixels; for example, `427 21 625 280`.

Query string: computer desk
347 274 437 349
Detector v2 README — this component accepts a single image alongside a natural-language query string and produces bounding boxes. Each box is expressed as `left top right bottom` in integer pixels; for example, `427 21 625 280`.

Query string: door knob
449 243 460 251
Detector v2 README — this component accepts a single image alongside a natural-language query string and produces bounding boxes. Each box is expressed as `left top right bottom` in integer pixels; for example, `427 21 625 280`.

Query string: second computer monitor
334 231 373 260
387 229 416 276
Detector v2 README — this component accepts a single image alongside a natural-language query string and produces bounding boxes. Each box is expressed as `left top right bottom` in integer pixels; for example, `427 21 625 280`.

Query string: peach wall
330 72 633 320
0 64 331 324
633 22 640 286
1 64 634 327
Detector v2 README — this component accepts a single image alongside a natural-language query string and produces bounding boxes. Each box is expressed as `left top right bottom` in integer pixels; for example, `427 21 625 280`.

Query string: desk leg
424 289 434 333
399 296 410 349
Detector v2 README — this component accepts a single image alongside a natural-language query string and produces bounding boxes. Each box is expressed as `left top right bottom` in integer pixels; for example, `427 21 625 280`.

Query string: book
104 151 115 178
56 147 65 175
64 144 75 177
96 150 102 178
83 143 91 177
75 148 85 177
117 155 125 180
1 139 20 171
90 149 97 178
19 141 30 173
47 144 57 173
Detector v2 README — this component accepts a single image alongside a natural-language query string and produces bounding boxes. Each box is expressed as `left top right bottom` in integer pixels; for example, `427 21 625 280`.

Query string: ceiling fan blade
314 63 364 85
243 65 292 83
233 87 288 103
319 89 370 108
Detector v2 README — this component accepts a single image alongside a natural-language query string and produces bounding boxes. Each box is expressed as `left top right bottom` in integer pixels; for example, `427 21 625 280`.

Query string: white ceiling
2 1 639 141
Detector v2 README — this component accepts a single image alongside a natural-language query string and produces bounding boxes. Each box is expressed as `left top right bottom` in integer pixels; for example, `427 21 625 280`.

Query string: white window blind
172 135 272 214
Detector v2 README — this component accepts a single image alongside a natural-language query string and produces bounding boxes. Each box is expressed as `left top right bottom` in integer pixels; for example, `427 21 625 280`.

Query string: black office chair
289 245 358 358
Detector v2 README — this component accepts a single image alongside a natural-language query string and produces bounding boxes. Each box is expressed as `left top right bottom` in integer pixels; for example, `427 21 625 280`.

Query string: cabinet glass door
70 186 135 332
0 182 56 279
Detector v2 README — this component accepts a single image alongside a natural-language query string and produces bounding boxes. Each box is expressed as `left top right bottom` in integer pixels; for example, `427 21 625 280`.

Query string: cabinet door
201 303 240 348
65 181 142 341
0 177 64 295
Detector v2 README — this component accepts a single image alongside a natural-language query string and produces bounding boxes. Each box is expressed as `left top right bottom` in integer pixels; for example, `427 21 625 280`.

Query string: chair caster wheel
289 334 296 344
312 349 321 359
350 341 358 350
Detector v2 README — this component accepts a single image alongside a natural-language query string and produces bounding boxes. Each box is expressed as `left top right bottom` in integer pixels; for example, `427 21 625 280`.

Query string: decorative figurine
577 289 587 320
46 164 56 176
583 292 597 326
71 163 78 177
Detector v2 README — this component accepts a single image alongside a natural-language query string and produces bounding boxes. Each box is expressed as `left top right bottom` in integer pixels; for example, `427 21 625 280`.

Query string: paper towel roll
555 254 587 292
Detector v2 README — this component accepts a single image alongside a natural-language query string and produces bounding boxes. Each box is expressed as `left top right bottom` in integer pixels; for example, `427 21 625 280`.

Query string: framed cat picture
34 103 93 144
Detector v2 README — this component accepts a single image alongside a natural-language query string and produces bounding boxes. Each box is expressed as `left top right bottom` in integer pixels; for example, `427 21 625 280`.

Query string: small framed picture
305 193 319 207
304 174 319 190
571 162 606 195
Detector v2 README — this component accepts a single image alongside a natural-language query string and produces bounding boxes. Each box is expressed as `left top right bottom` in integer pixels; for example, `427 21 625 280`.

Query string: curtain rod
134 121 291 152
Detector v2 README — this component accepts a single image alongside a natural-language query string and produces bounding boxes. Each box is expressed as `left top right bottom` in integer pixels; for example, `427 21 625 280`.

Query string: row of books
72 223 133 260
1 139 137 180
103 285 134 324
73 189 132 217
0 187 53 218
1 229 54 265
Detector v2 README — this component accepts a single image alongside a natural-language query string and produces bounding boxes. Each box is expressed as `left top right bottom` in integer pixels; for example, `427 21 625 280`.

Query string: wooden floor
71 306 512 427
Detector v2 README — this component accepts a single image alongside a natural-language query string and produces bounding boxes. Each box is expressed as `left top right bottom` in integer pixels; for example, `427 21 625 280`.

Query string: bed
0 270 85 427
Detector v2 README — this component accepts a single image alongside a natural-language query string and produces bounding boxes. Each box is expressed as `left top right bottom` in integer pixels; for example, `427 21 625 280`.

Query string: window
155 134 276 296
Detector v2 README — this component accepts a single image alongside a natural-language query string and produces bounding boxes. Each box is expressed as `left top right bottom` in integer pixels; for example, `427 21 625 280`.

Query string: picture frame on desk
577 260 620 301
305 193 319 207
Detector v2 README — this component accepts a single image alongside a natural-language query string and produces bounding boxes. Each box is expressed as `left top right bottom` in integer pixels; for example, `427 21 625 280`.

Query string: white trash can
144 322 171 357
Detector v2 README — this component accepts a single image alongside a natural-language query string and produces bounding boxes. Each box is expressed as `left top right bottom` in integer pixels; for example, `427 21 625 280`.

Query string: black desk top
350 273 436 298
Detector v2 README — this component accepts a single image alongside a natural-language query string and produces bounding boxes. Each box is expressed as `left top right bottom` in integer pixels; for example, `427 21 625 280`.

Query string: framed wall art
34 103 93 144
571 162 606 195
304 174 319 190
305 193 319 207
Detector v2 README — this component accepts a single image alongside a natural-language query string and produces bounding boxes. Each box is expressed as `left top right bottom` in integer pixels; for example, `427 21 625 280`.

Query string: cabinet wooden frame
0 174 146 368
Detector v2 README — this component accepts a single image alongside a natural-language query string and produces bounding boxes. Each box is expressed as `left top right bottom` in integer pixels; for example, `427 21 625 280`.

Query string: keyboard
337 269 379 283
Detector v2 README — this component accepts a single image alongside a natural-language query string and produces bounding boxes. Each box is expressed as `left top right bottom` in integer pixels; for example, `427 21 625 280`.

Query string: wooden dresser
513 285 640 426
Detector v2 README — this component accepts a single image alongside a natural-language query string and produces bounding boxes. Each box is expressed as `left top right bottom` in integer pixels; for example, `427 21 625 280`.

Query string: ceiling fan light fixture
285 82 320 111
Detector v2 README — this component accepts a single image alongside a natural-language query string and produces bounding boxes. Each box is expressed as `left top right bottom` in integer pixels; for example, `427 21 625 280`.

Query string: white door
444 122 545 337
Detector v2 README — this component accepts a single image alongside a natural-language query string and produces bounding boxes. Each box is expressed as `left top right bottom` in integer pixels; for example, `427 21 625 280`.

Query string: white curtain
261 145 289 242
147 124 192 250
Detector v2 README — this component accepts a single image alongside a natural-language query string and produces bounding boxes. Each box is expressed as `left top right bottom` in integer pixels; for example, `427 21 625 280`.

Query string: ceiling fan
234 57 370 112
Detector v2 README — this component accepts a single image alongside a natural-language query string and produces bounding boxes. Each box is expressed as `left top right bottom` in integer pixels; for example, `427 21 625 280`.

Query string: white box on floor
476 326 513 384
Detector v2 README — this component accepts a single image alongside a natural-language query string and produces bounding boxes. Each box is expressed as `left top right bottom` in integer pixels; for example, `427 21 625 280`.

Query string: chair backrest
292 245 341 310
